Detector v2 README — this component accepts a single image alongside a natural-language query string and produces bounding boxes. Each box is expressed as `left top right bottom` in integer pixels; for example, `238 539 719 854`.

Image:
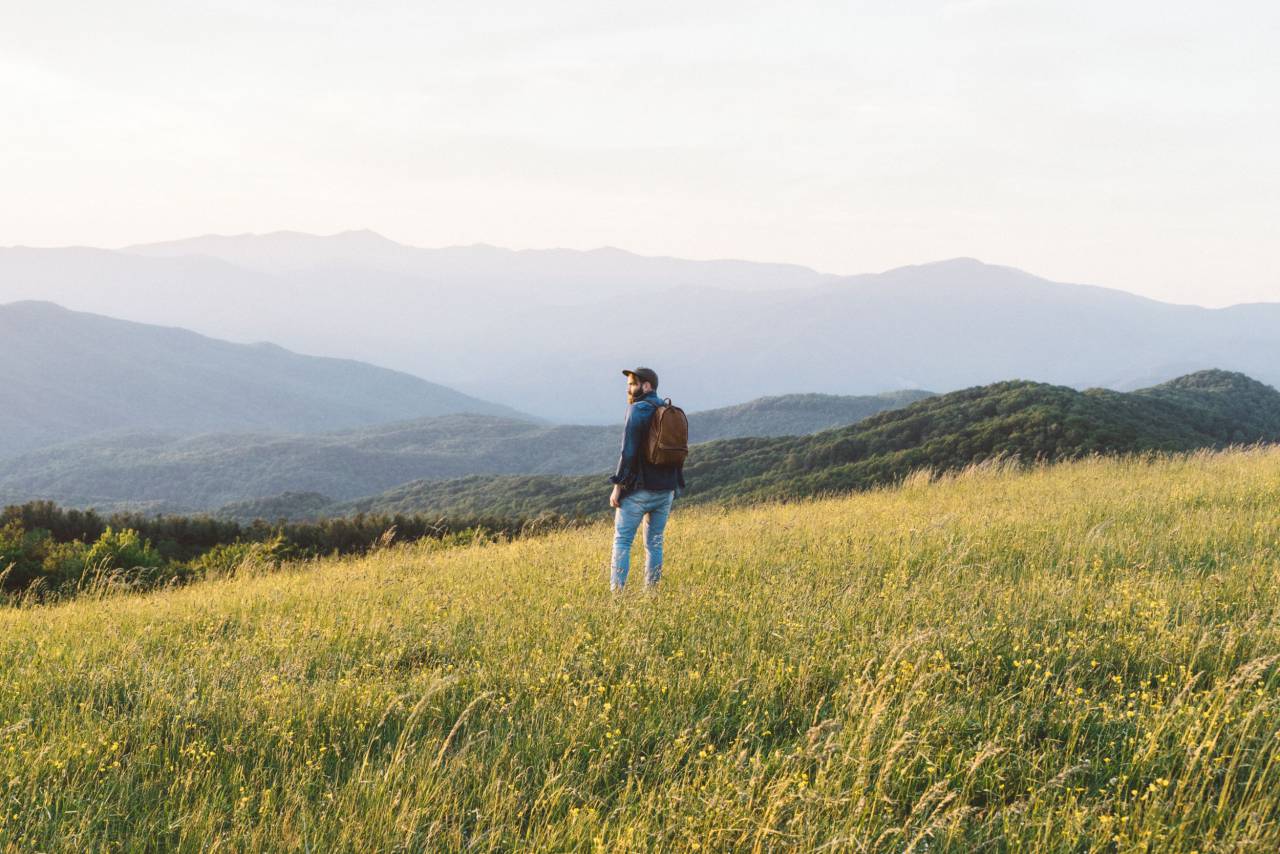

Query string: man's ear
643 382 654 394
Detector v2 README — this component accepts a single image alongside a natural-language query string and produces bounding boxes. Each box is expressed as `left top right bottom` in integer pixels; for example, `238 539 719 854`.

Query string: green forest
0 501 545 600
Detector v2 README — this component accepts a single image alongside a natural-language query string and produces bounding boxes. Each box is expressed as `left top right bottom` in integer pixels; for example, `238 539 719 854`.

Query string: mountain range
7 232 1280 421
0 301 520 458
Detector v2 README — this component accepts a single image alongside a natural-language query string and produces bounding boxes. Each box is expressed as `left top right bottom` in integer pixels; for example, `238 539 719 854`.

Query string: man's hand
609 485 622 509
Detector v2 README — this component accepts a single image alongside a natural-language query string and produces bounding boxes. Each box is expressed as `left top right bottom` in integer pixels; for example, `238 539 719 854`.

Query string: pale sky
3 0 1277 306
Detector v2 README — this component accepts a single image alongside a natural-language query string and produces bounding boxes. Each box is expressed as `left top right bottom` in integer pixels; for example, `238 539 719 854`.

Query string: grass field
6 448 1280 851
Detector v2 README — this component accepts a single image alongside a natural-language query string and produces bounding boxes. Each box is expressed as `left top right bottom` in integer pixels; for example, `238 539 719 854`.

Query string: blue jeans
610 489 675 590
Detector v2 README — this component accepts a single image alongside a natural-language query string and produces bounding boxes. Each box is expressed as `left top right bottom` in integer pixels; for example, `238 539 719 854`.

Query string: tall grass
5 448 1280 850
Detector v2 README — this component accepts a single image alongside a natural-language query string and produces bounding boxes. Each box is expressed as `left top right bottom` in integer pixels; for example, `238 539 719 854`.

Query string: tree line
0 500 558 600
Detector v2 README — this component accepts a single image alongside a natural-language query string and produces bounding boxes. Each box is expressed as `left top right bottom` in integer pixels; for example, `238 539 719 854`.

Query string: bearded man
608 367 686 591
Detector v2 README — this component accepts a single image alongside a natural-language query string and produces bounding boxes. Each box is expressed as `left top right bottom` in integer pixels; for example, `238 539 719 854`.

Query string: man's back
609 369 685 591
612 391 684 494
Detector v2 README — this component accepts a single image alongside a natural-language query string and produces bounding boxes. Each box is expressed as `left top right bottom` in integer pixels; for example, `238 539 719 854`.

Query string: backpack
645 399 689 466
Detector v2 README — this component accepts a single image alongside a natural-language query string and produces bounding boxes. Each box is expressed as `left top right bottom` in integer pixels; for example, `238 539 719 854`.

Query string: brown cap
622 367 659 389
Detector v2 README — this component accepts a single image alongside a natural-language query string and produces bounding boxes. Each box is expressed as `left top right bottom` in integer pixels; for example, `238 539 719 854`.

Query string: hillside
341 370 1280 519
0 301 520 458
5 449 1280 849
10 237 1280 419
687 390 933 440
0 392 929 515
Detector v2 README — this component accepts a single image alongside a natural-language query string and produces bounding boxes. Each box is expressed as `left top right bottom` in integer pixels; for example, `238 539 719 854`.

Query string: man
609 367 685 591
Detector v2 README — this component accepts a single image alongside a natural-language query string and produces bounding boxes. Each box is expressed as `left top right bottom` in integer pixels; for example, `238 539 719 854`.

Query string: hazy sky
4 1 1277 306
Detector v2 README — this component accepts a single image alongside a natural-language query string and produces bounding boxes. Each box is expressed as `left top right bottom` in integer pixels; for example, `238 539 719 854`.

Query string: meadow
5 448 1280 851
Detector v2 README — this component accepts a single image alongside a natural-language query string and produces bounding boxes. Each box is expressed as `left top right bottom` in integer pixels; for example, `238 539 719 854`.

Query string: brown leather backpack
645 399 689 466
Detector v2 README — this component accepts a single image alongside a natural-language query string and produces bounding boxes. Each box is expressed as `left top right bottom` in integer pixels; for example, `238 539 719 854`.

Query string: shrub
40 540 91 590
190 534 293 578
82 527 163 572
0 521 50 592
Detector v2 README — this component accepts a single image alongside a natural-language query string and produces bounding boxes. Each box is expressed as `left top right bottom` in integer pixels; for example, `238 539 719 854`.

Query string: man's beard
628 387 645 403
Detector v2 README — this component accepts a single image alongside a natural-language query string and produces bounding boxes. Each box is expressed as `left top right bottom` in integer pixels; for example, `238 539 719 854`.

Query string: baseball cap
622 367 659 388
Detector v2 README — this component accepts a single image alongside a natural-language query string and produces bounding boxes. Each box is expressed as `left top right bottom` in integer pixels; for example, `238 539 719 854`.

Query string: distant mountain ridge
0 391 930 514
0 301 522 458
333 370 1280 520
10 233 1280 420
122 230 835 293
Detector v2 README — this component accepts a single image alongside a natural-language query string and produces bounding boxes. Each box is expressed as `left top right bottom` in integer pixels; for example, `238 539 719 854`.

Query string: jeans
610 489 675 590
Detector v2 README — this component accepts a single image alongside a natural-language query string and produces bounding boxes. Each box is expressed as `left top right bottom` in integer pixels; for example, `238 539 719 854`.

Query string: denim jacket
609 391 686 494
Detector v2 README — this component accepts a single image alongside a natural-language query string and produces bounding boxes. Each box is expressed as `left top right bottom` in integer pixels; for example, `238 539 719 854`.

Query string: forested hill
0 391 929 515
338 370 1280 520
688 390 933 441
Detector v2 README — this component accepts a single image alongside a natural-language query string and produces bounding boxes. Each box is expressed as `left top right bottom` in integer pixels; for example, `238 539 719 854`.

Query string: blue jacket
610 391 686 494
